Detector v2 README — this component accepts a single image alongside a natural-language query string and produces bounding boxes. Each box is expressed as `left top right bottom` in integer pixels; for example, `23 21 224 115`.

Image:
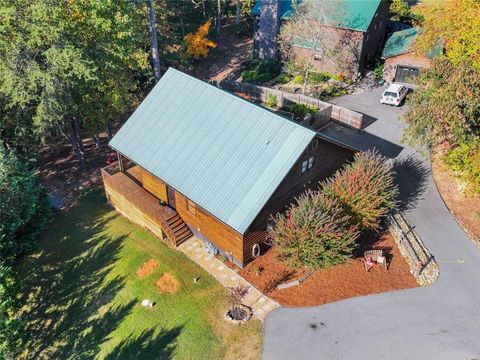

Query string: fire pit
225 304 253 325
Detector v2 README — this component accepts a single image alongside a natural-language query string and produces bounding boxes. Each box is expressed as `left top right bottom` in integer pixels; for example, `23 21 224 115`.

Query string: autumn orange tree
184 20 217 59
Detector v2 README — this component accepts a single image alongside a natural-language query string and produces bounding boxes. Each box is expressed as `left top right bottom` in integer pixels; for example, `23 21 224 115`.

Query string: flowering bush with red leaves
270 190 359 270
322 150 398 231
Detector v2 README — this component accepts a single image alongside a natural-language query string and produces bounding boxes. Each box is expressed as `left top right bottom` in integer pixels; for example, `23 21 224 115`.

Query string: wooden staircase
161 210 192 247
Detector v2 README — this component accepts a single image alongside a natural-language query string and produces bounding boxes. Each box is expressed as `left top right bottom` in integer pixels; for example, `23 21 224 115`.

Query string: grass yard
17 189 262 360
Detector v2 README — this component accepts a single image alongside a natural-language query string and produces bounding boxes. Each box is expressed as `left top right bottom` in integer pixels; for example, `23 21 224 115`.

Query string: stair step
175 231 192 245
168 218 183 228
173 226 190 237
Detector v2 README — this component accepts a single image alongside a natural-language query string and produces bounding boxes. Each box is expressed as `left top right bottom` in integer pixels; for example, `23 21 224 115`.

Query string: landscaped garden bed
238 230 418 307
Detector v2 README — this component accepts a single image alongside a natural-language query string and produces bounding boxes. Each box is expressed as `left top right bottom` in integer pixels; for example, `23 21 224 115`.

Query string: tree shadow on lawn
104 326 184 360
17 190 136 359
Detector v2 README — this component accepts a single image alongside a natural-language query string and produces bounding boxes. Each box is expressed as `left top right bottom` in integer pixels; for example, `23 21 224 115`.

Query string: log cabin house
102 68 357 268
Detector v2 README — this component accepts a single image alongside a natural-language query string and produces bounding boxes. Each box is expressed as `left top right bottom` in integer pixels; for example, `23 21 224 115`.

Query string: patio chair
363 249 388 271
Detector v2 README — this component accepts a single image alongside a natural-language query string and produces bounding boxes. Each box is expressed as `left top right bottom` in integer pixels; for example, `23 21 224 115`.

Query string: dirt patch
239 231 418 307
432 152 480 245
136 259 159 278
155 273 179 294
36 134 115 210
190 21 252 83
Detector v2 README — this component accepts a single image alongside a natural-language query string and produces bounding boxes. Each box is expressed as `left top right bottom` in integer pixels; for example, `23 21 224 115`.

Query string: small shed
381 27 442 84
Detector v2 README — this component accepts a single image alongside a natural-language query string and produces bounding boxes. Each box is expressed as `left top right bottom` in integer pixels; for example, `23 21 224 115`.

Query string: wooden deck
101 164 192 247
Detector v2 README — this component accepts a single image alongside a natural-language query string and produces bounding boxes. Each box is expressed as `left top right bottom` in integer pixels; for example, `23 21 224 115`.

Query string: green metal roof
252 0 382 32
109 68 316 234
382 27 443 59
382 27 420 58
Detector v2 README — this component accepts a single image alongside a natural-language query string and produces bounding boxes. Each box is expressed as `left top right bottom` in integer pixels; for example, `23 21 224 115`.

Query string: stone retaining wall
388 212 439 286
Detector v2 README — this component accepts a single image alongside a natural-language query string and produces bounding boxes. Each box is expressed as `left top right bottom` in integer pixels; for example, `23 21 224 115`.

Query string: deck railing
101 166 183 245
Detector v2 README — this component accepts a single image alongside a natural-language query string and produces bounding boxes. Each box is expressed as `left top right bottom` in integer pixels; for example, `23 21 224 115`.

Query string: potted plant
225 284 252 324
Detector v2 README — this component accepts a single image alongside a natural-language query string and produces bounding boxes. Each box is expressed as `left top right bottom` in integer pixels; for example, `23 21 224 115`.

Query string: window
187 200 196 215
301 160 308 173
308 156 315 169
301 156 315 173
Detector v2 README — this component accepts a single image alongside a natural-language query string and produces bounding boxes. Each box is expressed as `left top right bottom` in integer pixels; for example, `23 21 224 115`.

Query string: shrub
240 60 280 83
0 146 51 261
289 103 317 118
309 71 330 84
256 59 280 75
275 73 291 84
228 284 249 306
0 146 51 358
443 141 480 194
265 94 278 108
292 75 304 84
322 150 398 231
270 190 359 270
241 69 257 82
373 61 384 80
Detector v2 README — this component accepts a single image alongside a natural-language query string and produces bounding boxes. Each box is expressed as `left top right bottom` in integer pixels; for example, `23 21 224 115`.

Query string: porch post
117 152 124 172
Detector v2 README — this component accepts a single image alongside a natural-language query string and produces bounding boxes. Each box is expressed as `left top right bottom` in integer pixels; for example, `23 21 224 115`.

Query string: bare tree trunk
72 116 84 155
302 69 309 95
180 11 185 38
201 0 206 18
216 0 222 34
235 0 240 25
68 118 85 169
147 0 161 82
105 120 113 141
94 134 101 151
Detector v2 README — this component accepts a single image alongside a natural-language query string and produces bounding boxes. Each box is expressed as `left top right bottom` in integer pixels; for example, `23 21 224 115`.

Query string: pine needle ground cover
16 189 261 360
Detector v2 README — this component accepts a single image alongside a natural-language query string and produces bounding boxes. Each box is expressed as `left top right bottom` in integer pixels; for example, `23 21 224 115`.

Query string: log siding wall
174 191 245 265
243 137 355 263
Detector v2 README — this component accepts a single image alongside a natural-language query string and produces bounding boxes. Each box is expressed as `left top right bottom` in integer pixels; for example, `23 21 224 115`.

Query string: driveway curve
263 87 480 360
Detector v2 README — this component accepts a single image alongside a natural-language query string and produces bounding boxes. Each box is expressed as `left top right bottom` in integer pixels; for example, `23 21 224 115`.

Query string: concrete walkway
263 87 480 359
178 238 280 320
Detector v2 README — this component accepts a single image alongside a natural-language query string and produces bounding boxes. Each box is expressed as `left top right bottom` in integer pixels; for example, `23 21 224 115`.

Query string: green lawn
17 189 262 360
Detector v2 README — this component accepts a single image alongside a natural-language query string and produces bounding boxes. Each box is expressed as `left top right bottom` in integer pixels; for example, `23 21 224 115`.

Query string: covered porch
101 162 192 247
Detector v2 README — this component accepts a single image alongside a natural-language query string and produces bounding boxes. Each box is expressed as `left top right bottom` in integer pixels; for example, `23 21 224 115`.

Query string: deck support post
118 152 125 172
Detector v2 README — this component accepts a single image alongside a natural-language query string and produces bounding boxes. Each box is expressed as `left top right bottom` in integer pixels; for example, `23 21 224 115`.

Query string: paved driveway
263 87 480 360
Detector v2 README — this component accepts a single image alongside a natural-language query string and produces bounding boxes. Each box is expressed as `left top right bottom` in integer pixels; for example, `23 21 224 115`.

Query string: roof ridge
165 68 316 135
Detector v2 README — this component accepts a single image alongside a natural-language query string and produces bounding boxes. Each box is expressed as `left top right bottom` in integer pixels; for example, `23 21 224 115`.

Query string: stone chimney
258 0 280 60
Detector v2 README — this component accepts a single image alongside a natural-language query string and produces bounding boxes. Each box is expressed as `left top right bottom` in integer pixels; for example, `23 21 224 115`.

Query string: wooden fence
218 80 364 129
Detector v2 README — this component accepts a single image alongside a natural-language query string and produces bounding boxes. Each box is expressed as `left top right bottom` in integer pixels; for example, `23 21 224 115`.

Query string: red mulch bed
238 231 418 307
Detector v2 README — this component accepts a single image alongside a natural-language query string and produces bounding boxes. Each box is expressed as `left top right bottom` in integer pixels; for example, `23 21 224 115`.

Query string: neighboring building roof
109 68 316 235
382 27 443 59
382 27 420 58
252 0 382 32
